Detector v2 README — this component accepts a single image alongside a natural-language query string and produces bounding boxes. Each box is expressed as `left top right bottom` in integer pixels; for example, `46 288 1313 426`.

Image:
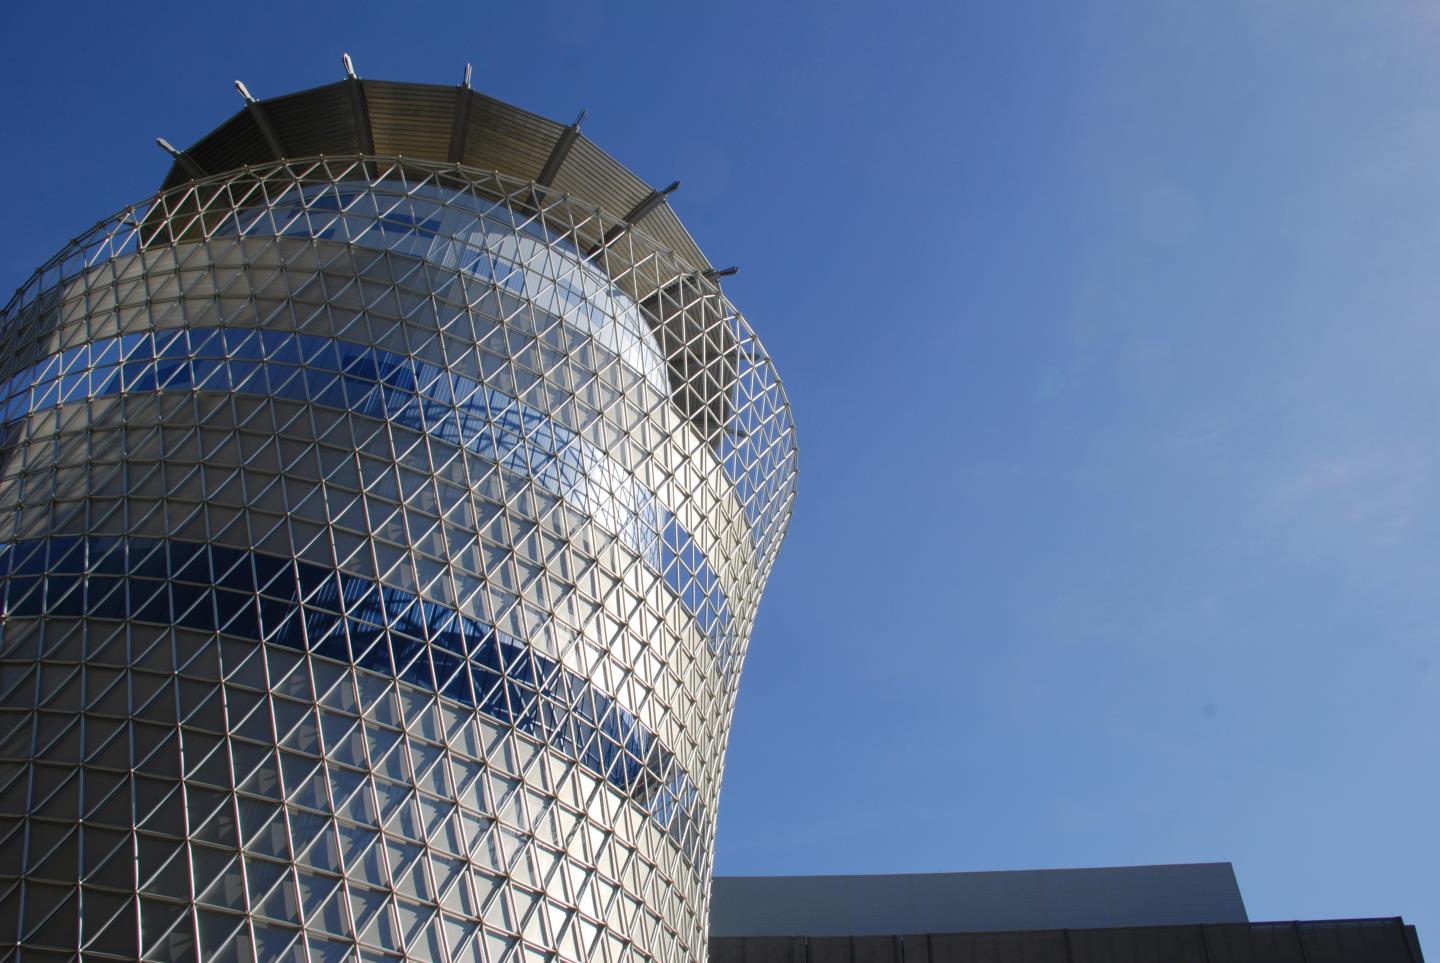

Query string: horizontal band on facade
1 162 797 579
0 535 707 863
0 326 736 675
0 73 797 963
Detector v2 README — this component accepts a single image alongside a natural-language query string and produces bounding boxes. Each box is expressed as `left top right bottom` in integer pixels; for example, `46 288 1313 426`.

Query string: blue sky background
2 0 1435 944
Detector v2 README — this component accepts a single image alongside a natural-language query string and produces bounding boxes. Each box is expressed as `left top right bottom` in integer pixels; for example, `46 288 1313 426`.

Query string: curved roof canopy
160 76 714 280
156 74 742 445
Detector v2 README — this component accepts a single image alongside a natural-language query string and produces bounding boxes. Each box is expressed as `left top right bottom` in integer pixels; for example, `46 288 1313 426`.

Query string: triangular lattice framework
0 157 796 963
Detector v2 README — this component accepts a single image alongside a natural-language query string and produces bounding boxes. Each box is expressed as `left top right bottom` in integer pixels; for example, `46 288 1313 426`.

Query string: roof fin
623 181 680 225
535 110 588 188
235 79 286 159
156 138 206 179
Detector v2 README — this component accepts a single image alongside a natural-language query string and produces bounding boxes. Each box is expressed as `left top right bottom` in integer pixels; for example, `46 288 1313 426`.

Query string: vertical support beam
341 54 374 155
536 111 586 187
528 110 586 222
234 81 286 160
622 181 680 225
447 69 474 164
588 181 679 256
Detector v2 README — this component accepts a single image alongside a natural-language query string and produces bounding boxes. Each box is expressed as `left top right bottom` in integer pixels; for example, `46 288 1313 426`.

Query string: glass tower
0 73 795 963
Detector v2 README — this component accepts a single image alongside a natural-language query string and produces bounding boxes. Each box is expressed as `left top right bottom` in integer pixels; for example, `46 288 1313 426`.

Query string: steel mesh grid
0 158 796 963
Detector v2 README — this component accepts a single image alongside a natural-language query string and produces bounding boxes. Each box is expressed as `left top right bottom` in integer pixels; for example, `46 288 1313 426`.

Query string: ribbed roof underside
160 79 712 277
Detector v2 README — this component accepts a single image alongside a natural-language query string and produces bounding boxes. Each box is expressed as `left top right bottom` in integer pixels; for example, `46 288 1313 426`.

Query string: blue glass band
0 535 705 862
0 326 735 672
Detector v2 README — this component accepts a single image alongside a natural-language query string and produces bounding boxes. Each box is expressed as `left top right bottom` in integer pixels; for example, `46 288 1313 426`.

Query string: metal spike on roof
536 110 588 188
624 181 680 226
155 138 205 179
153 78 714 276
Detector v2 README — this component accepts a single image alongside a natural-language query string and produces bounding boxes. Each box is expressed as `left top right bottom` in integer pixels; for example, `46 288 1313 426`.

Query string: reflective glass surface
0 158 796 963
0 328 734 671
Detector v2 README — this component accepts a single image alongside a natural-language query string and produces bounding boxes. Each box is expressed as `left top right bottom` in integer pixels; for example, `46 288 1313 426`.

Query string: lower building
710 866 1426 963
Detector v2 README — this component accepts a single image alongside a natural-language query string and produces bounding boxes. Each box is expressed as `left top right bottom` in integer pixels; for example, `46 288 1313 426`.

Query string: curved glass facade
0 157 795 962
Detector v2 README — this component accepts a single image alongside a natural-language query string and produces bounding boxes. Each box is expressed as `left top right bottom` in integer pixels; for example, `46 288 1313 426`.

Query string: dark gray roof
710 864 1248 937
154 77 749 444
160 78 711 277
710 918 1427 963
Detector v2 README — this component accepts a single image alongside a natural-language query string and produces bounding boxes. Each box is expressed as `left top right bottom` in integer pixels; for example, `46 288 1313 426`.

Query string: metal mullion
74 639 95 951
213 665 264 958
310 662 365 954
9 666 42 949
355 685 401 953
297 618 353 951
172 628 208 963
262 646 317 963
123 649 149 958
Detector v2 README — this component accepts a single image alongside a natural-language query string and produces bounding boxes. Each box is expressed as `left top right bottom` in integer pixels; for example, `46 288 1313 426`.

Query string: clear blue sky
3 0 1435 944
